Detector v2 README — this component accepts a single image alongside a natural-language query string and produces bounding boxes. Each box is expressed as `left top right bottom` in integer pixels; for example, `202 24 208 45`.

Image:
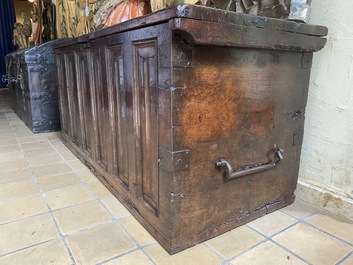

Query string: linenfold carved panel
56 55 70 137
133 39 159 215
64 53 81 147
88 47 109 171
75 51 93 156
105 44 130 188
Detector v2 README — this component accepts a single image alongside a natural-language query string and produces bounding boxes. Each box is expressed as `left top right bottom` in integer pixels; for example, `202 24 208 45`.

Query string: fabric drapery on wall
0 0 16 88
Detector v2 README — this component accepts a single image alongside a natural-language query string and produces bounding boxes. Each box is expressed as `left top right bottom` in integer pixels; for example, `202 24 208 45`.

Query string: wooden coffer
53 5 327 254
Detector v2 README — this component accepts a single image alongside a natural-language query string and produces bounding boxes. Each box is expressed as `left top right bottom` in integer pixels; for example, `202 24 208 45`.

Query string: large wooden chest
4 40 64 133
53 5 327 254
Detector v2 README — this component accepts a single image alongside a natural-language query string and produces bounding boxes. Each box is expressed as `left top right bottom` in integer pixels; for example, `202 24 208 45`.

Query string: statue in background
13 23 27 49
42 0 57 42
20 11 32 45
13 11 32 49
29 4 39 45
102 0 151 28
32 0 43 45
94 0 123 29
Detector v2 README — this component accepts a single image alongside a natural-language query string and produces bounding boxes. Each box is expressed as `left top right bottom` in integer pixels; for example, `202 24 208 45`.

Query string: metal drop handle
2 74 8 83
215 148 283 179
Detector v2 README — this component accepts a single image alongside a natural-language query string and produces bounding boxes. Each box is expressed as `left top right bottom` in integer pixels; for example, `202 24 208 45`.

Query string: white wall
298 0 353 208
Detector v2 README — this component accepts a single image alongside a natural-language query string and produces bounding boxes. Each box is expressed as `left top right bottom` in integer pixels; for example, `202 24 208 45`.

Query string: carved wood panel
133 39 159 215
88 48 109 171
74 51 93 156
56 54 70 138
106 45 130 188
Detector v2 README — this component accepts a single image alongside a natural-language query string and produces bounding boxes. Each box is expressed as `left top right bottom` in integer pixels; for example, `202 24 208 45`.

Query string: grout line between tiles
203 242 229 264
336 250 353 265
60 220 114 238
48 138 160 264
95 247 142 265
97 242 158 265
269 239 313 265
9 123 78 265
302 221 353 247
46 139 158 265
115 219 158 265
244 223 312 265
225 238 267 262
1 106 350 264
0 238 59 258
280 208 322 221
0 187 41 203
92 189 158 265
96 243 156 265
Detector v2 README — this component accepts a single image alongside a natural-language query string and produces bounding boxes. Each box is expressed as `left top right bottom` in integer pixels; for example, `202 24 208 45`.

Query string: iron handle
215 148 283 179
1 74 8 83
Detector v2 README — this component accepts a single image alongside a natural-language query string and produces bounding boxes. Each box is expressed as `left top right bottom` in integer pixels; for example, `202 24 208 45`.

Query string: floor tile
45 132 63 140
49 138 64 146
66 223 136 265
0 132 15 140
88 181 112 198
54 144 71 153
281 198 319 219
0 194 48 224
0 213 59 255
305 211 353 244
104 250 153 265
0 120 9 126
24 146 57 158
8 120 24 126
230 241 306 265
37 172 82 192
341 253 353 265
32 162 73 178
14 131 34 138
247 210 298 237
120 216 156 246
0 145 21 154
273 223 352 265
0 179 39 201
0 125 12 131
67 160 88 172
27 153 64 167
53 200 112 235
17 135 49 144
0 151 27 163
21 141 52 151
0 239 72 265
206 226 264 259
76 168 98 183
0 169 33 185
45 184 96 210
0 138 18 146
58 150 78 161
101 197 131 219
144 243 223 265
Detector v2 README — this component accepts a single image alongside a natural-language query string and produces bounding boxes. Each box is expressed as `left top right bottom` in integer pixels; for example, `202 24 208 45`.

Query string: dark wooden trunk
53 5 327 254
4 40 65 133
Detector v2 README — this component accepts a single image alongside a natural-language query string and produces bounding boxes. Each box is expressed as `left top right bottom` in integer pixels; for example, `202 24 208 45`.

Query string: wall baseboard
295 181 353 221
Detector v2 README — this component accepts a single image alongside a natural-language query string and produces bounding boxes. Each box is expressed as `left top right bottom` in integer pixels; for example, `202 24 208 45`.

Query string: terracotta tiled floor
0 90 353 265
